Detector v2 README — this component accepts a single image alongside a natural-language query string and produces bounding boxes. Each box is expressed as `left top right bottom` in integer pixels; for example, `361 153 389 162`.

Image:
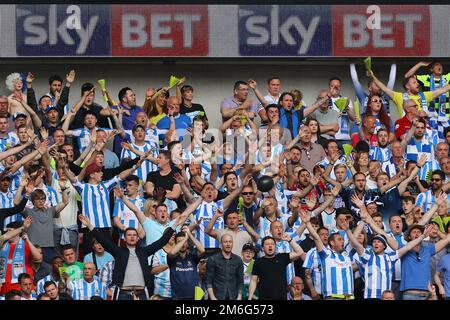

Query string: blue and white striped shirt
382 157 406 178
74 176 121 229
406 136 435 163
274 240 295 285
318 247 354 297
72 127 112 153
151 249 171 298
385 232 407 281
303 247 323 294
194 200 225 249
359 248 399 299
0 132 18 152
256 215 289 243
416 190 450 213
0 190 21 228
370 146 391 163
37 274 60 294
120 141 158 182
68 279 107 300
113 196 144 239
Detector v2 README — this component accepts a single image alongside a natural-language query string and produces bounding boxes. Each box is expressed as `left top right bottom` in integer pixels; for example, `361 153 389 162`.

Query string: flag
169 75 180 89
364 57 372 71
335 98 349 112
245 260 254 274
98 79 108 102
343 144 353 158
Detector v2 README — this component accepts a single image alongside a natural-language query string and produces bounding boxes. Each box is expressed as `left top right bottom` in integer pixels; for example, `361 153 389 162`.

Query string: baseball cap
12 112 27 121
371 234 388 248
132 124 145 133
242 243 258 254
44 105 58 113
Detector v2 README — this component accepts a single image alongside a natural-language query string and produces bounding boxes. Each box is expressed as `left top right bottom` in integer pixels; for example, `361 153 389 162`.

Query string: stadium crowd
0 60 450 301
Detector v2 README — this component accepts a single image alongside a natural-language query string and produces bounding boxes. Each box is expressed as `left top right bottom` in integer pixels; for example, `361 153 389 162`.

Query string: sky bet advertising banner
0 4 447 57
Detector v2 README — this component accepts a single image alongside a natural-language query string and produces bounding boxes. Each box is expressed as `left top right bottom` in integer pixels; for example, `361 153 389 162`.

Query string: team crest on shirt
100 187 104 192
7 193 12 199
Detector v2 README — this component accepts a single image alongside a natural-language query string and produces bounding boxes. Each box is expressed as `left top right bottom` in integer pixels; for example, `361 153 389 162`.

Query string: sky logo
16 4 110 56
238 5 332 56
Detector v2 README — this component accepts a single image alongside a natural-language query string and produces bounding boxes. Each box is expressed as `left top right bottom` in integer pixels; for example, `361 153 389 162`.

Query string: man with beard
341 172 379 222
303 213 354 299
369 69 450 117
416 170 450 212
205 210 258 256
405 61 450 118
370 128 391 163
317 139 351 181
405 118 437 180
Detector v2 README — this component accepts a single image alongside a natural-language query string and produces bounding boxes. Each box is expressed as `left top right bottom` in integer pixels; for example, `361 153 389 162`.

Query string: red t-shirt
351 132 377 148
394 116 412 140
0 241 34 295
296 181 326 211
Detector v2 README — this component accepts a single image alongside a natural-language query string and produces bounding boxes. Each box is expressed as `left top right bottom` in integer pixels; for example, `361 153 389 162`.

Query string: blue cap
44 105 58 113
12 112 27 120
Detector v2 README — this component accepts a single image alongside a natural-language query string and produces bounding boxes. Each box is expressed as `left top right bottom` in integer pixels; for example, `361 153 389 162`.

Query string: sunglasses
371 99 381 103
416 252 421 262
431 178 442 182
242 192 254 195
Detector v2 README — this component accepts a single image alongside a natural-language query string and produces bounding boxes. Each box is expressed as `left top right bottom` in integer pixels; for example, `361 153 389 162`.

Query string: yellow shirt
392 91 434 116
150 113 167 126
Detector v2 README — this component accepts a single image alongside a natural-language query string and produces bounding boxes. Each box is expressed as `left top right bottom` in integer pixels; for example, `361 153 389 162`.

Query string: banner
3 4 450 57
111 5 208 56
15 4 110 56
238 5 332 56
332 5 430 56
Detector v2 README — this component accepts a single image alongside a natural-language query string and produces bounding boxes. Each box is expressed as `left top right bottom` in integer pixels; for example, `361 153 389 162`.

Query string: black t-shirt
146 168 185 209
180 103 207 120
252 253 291 300
69 103 114 130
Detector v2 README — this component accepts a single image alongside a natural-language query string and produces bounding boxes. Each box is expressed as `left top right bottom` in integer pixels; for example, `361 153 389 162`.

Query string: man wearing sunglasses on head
416 170 450 212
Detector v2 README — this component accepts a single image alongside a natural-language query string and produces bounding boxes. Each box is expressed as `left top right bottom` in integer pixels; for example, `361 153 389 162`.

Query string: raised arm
282 233 305 261
367 70 394 99
344 220 365 256
0 216 32 247
18 99 42 129
349 63 365 102
400 119 417 149
303 95 330 118
79 214 119 256
240 214 260 243
223 174 252 210
114 187 147 225
54 188 69 217
303 212 324 252
432 84 450 99
398 155 425 194
311 185 341 217
204 209 221 239
387 63 397 90
248 79 269 108
23 232 43 262
354 194 399 250
405 61 429 78
397 225 432 258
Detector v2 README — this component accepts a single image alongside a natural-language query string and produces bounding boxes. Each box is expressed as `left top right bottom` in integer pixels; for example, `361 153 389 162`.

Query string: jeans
54 228 79 257
402 292 429 300
41 247 59 264
114 288 149 300
391 281 402 300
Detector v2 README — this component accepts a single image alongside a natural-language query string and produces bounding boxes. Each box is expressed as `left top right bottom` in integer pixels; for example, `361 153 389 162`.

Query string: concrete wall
0 59 441 129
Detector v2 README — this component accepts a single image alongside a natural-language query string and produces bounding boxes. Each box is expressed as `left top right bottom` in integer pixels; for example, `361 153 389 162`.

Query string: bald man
67 262 107 300
156 96 192 145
